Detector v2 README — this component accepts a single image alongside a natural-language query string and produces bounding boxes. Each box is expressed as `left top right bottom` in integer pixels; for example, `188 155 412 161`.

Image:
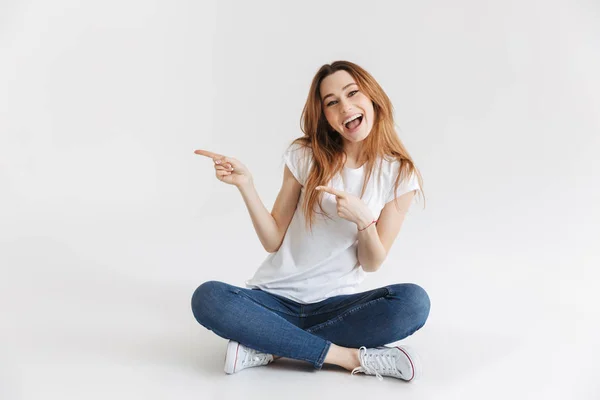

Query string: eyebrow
322 83 358 102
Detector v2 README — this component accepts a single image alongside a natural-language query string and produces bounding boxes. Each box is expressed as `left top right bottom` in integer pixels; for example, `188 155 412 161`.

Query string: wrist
236 178 254 192
357 219 377 232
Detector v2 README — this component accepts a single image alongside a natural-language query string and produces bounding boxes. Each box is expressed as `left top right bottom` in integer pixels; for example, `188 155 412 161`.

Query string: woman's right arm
194 149 302 253
237 165 301 253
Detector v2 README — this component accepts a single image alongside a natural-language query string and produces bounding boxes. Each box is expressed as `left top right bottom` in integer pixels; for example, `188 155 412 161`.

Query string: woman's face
320 70 375 143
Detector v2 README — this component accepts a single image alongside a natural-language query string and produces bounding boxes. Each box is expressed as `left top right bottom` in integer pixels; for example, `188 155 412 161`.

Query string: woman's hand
194 149 253 188
316 186 375 230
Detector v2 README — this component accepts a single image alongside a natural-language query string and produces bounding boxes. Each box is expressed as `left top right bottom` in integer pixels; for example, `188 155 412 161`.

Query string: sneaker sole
394 345 422 381
224 340 240 374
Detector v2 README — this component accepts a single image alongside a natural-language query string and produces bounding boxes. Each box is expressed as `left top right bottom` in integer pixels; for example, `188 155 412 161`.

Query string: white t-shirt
244 142 421 304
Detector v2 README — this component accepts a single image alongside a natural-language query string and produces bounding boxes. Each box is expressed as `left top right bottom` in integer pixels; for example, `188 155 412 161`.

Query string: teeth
343 114 362 125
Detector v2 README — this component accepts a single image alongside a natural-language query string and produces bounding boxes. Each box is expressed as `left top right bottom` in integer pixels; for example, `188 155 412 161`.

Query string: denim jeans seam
315 340 332 369
305 297 388 334
235 289 298 317
302 287 389 317
384 286 392 296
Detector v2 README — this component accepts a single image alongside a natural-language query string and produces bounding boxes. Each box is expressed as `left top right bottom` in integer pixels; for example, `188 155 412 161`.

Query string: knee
388 283 431 328
191 280 227 325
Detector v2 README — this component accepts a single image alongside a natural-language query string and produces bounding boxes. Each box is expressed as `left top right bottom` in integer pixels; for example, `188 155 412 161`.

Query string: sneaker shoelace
351 346 403 381
241 347 272 368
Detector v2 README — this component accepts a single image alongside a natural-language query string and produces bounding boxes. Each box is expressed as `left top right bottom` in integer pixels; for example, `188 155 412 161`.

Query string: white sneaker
351 345 422 382
224 340 274 374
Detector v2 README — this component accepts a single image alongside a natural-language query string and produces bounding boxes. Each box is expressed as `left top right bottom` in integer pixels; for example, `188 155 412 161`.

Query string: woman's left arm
314 186 416 272
357 190 416 272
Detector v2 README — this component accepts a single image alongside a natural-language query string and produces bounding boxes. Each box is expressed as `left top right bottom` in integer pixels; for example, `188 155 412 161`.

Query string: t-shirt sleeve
282 142 312 186
384 163 421 204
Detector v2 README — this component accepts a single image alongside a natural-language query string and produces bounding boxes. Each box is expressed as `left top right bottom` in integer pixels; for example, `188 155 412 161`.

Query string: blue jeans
191 281 430 370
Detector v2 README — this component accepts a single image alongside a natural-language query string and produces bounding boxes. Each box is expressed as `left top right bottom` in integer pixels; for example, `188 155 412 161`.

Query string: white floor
1 217 598 400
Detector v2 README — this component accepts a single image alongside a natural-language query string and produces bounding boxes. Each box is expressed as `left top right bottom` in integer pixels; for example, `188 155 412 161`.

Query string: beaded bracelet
358 219 378 231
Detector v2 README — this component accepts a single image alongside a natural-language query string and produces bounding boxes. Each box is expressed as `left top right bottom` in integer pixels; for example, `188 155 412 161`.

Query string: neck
343 141 364 168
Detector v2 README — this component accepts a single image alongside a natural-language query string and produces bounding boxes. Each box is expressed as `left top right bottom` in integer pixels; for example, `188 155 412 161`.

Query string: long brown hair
292 60 425 231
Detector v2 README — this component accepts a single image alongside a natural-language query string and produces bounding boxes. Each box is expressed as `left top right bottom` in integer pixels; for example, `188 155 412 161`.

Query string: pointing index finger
194 149 223 160
316 186 346 198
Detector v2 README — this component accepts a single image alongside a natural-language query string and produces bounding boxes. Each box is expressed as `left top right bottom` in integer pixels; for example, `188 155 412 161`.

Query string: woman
192 60 430 382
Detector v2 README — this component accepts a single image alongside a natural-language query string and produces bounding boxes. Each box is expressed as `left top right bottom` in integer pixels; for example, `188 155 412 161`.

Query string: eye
326 90 359 107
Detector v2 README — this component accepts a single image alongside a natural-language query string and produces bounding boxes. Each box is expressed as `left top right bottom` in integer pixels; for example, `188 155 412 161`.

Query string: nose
339 97 354 115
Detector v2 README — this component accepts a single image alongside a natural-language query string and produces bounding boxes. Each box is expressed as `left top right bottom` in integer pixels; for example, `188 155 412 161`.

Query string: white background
1 0 599 399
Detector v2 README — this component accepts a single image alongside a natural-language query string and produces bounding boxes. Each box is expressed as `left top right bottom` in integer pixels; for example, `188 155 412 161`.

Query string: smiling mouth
344 115 364 131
